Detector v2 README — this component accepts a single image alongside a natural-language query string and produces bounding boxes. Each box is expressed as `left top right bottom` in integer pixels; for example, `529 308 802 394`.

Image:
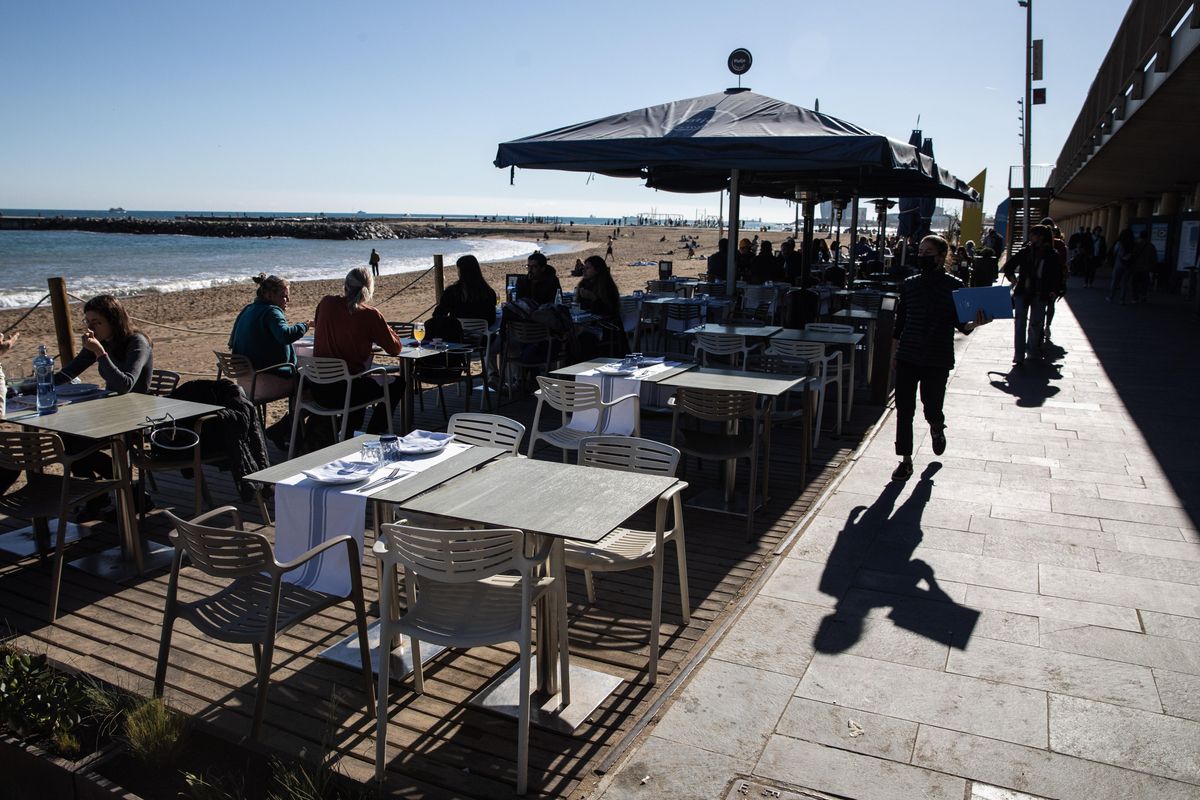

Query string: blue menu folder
952 286 1013 324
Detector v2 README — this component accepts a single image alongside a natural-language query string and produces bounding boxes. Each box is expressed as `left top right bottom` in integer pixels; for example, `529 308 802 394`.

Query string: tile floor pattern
599 286 1200 800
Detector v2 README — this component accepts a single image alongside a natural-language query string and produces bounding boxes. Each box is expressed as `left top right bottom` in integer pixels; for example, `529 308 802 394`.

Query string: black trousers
894 359 950 457
311 376 402 435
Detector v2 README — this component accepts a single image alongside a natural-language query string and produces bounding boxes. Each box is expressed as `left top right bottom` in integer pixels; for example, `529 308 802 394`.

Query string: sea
0 210 588 309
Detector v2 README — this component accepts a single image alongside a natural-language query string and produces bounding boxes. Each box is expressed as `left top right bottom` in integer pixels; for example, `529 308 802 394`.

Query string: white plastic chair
447 412 525 456
373 522 566 795
288 356 393 458
458 318 497 409
214 351 292 429
619 296 642 349
765 339 842 445
692 332 757 370
566 437 689 684
741 284 779 322
528 376 640 461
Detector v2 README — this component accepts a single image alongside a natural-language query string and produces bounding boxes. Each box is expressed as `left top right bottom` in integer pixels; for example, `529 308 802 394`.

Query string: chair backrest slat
674 387 757 421
381 523 523 583
0 430 64 471
766 340 824 361
535 376 601 411
447 413 525 455
297 356 352 385
213 351 254 382
165 510 273 578
578 435 679 476
148 369 182 397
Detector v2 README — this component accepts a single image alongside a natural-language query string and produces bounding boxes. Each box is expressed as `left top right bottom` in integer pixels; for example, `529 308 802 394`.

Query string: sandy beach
0 222 771 408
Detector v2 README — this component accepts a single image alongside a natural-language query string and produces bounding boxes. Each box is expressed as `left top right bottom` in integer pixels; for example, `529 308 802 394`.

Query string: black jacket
1004 245 1065 302
894 269 972 370
164 379 269 499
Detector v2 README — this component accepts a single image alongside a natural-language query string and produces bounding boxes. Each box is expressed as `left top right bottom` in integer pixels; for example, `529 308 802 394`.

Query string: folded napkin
397 429 454 453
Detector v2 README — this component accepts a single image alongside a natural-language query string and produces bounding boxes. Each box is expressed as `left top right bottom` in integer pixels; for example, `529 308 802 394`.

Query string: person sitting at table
574 255 627 358
751 240 787 284
228 273 311 448
53 295 154 515
433 254 497 322
515 251 561 306
57 295 153 395
735 238 755 282
310 267 402 440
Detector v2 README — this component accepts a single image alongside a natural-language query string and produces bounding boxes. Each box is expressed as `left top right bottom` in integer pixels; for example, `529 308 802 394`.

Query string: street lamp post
1019 0 1032 245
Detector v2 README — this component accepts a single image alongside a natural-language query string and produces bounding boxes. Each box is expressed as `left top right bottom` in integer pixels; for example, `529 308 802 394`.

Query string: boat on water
108 207 126 213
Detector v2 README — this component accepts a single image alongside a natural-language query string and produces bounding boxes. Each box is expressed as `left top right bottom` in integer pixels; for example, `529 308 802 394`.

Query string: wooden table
772 328 865 421
658 367 813 511
401 456 682 733
8 393 223 578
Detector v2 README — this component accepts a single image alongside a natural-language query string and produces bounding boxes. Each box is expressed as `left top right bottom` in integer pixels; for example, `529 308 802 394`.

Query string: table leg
864 320 876 387
761 398 773 503
847 345 857 422
401 359 415 435
111 436 143 574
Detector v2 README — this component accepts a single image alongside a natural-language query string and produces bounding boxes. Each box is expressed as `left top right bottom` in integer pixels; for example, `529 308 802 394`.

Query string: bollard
47 277 75 362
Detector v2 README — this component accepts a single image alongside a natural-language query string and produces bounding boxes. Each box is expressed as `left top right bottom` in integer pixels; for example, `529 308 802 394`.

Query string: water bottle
34 344 56 412
554 287 563 307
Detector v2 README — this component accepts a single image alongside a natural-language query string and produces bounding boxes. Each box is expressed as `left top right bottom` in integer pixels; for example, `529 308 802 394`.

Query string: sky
0 0 1132 223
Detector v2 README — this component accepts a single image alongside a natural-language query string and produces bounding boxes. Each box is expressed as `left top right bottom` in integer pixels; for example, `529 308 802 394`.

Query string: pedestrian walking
1003 224 1063 365
891 235 991 481
369 248 381 278
605 236 614 262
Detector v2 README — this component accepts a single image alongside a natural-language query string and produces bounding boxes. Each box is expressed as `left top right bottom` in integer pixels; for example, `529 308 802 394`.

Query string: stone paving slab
651 658 797 762
968 514 1118 550
1039 624 1200 674
1095 549 1200 586
946 635 1161 710
981 535 1098 570
599 734 751 799
798 653 1047 747
755 735 967 800
1153 668 1200 722
1141 610 1200 642
1039 564 1200 617
963 584 1141 630
1048 694 1200 784
912 723 1200 800
775 696 918 762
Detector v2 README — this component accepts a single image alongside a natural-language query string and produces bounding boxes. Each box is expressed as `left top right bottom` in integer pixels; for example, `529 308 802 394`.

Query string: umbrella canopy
495 88 979 202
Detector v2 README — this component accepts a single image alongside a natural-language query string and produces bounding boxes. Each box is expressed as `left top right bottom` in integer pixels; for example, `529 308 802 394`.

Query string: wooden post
433 254 445 303
47 277 75 363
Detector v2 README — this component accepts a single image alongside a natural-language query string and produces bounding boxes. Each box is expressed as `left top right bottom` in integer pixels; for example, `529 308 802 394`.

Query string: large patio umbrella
495 87 979 285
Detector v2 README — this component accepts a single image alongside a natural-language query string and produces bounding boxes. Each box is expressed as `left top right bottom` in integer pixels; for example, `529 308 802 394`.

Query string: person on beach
1003 224 1062 365
311 267 402 439
891 235 990 481
515 251 562 306
605 236 614 262
228 273 311 448
433 255 498 321
369 248 381 278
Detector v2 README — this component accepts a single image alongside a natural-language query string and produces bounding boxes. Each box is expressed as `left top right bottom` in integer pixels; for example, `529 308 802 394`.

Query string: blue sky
0 0 1130 222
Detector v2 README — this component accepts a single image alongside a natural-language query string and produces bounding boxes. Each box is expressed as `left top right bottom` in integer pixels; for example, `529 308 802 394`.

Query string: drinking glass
359 440 382 467
378 434 400 462
413 323 425 344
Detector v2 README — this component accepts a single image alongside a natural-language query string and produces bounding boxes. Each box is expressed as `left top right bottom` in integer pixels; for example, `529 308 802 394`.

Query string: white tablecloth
569 360 684 435
274 440 472 596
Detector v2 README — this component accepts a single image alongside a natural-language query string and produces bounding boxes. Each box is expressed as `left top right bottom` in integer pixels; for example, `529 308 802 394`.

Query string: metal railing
1009 164 1054 191
1051 0 1196 194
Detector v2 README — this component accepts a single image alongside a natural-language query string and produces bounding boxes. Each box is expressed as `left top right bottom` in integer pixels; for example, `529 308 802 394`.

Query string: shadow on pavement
812 463 980 653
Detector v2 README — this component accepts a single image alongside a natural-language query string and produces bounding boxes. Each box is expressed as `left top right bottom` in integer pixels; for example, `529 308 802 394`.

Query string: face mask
917 254 939 270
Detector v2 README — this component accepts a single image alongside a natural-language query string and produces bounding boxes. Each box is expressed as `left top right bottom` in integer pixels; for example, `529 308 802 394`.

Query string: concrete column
1118 201 1136 233
1136 197 1155 217
1105 205 1121 244
1160 192 1181 216
1191 183 1200 211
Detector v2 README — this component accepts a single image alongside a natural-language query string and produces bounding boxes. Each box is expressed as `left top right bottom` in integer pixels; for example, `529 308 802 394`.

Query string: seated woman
311 267 402 437
515 251 561 306
574 255 627 358
54 295 154 511
228 273 311 447
58 295 153 395
433 255 497 322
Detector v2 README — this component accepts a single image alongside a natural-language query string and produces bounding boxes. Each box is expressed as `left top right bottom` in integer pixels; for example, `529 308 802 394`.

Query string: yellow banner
960 169 986 247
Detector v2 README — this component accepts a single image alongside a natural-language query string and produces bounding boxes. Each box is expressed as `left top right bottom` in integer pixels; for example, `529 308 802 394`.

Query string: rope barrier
64 292 227 336
376 265 434 306
2 294 52 334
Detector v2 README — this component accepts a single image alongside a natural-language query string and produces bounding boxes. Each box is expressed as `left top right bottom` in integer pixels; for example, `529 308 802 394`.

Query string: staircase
1007 165 1054 258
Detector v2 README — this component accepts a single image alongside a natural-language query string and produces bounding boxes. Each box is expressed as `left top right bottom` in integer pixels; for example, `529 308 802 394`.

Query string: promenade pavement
597 283 1200 800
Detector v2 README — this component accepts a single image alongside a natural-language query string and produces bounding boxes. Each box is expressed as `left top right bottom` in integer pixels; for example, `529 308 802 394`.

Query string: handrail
1051 0 1195 195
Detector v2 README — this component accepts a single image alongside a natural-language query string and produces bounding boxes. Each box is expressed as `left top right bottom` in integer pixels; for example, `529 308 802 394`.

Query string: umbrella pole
803 197 815 282
727 170 740 288
718 190 724 240
848 197 860 281
793 202 799 240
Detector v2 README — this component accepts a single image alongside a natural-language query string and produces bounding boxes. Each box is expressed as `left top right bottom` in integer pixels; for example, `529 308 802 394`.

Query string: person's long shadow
988 359 1063 408
813 463 980 653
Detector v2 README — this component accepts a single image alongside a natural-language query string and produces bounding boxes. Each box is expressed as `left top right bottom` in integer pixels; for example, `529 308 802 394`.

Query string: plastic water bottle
554 287 563 307
34 344 56 412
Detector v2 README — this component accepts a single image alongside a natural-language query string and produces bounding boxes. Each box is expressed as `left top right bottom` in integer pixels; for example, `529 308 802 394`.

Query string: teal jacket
228 298 307 375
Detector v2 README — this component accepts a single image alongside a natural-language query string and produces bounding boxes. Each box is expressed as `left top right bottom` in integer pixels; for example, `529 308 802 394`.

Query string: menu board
1151 222 1169 264
1177 219 1200 272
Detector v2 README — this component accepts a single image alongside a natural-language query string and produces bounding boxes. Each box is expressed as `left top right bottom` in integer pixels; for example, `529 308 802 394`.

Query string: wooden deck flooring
0 383 883 798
